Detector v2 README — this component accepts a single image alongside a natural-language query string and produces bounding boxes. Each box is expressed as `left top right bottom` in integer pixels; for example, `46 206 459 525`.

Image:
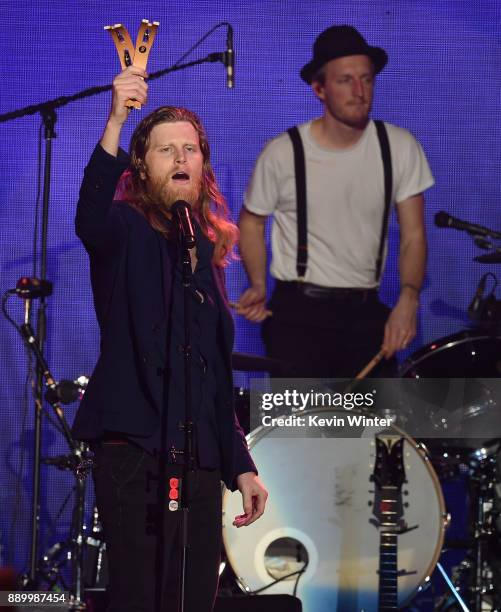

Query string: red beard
148 175 202 212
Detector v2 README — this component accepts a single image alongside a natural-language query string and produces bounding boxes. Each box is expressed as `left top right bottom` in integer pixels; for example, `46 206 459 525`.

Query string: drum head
400 329 501 378
400 330 501 449
223 409 446 612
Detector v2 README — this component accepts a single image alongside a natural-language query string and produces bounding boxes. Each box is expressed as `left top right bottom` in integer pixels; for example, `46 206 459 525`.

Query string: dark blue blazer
72 144 256 489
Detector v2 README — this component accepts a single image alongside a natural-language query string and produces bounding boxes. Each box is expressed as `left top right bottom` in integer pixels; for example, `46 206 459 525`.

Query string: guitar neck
378 530 398 611
372 436 405 612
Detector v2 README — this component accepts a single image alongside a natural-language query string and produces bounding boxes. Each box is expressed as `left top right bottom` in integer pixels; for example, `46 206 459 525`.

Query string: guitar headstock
371 436 406 525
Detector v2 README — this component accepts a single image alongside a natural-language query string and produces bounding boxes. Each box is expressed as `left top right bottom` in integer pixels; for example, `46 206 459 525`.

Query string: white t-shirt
244 120 435 288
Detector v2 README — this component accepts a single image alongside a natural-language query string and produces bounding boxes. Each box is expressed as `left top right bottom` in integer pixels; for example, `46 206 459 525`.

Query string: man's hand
233 472 268 527
382 292 418 358
237 208 270 321
109 65 148 125
100 66 149 157
235 285 272 322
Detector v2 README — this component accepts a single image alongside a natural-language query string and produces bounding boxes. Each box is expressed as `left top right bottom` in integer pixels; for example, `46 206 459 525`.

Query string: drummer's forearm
397 195 427 302
399 238 426 303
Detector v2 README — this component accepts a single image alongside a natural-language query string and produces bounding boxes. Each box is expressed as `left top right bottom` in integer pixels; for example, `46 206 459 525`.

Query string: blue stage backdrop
0 0 499 574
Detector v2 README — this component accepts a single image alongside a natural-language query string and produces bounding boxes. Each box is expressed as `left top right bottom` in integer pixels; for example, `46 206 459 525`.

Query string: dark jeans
263 283 396 378
92 442 222 612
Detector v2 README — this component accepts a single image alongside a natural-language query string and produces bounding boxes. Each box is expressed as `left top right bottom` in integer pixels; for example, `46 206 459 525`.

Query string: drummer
236 24 435 378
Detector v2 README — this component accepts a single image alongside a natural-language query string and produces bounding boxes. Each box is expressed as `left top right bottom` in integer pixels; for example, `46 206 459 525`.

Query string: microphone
225 24 234 88
172 201 196 249
434 211 501 239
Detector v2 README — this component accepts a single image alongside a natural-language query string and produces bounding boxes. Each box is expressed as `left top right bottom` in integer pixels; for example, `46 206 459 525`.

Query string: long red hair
118 106 238 267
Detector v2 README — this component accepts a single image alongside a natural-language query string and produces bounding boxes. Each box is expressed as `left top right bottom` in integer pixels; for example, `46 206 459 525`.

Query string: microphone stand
0 55 227 125
27 106 56 590
177 232 197 612
18 316 92 610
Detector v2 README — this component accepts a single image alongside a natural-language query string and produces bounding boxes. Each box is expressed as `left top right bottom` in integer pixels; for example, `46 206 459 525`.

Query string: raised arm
75 67 148 251
100 66 148 156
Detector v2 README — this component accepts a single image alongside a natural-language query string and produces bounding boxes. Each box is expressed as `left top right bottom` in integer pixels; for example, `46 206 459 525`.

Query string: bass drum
223 408 447 612
400 328 501 378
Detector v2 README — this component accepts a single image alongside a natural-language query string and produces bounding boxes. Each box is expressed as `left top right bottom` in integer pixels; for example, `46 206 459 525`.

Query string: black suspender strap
374 120 393 283
287 126 308 279
288 121 392 284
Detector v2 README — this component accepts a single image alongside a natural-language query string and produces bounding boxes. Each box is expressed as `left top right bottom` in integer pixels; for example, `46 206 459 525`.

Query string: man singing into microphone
72 66 267 612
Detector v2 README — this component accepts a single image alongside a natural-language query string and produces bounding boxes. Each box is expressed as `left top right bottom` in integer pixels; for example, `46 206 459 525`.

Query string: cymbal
475 251 501 263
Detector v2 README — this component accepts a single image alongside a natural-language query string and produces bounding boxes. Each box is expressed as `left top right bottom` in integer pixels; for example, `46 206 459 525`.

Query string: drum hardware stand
35 463 105 597
0 94 84 599
19 324 92 611
83 506 107 589
3 282 93 610
435 562 471 612
469 451 500 611
435 450 501 612
468 273 500 326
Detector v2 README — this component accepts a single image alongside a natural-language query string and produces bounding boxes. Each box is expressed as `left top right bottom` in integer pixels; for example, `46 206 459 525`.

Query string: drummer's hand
233 472 268 527
109 66 148 126
235 286 272 323
382 292 418 358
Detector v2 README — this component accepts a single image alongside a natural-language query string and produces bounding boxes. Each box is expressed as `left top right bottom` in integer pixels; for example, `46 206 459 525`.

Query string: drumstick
341 349 386 395
354 349 386 379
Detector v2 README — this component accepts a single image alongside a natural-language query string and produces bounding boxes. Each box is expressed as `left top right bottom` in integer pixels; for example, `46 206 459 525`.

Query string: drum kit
223 280 501 612
221 217 501 612
223 326 501 612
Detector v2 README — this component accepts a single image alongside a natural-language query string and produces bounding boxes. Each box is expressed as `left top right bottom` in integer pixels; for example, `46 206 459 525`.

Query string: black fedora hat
300 25 388 84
